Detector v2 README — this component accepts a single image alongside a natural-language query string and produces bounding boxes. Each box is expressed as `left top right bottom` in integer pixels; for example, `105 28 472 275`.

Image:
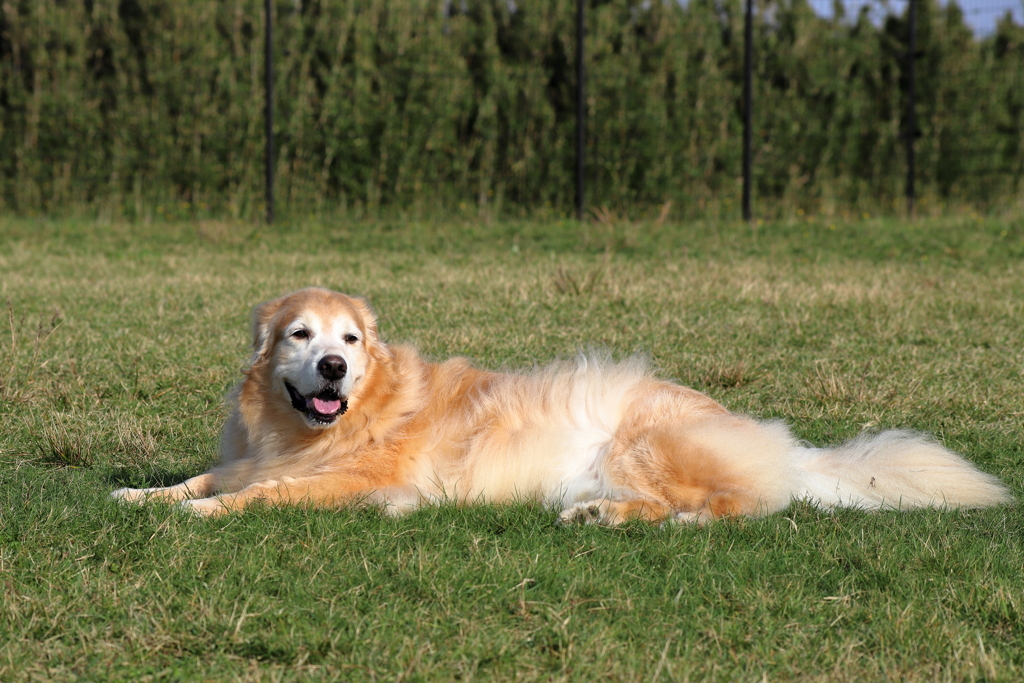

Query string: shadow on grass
100 464 202 489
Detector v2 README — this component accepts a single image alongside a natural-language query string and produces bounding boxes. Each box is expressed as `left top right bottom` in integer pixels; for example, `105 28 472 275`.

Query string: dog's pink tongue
312 397 342 415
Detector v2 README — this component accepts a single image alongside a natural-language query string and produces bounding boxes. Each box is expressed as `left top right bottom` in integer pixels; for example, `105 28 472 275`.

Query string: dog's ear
249 297 284 366
350 296 380 343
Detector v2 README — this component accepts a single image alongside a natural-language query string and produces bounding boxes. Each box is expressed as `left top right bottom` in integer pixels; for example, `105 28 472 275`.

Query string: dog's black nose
317 355 347 381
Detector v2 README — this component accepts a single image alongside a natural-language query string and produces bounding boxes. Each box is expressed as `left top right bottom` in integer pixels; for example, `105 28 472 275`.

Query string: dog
111 287 1012 523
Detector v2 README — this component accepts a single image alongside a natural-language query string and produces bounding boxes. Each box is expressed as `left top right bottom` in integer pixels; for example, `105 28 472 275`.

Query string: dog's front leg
111 472 219 503
179 473 404 517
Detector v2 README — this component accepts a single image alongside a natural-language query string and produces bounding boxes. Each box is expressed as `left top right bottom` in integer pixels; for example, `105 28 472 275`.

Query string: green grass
1 214 1022 681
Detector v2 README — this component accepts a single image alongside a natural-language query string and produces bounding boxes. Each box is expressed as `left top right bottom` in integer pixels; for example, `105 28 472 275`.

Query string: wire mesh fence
0 0 1021 221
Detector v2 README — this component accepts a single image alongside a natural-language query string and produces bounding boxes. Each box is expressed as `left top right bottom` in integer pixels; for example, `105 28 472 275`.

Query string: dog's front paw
110 487 148 503
556 501 606 526
380 500 414 518
178 497 227 517
362 485 422 517
669 508 714 526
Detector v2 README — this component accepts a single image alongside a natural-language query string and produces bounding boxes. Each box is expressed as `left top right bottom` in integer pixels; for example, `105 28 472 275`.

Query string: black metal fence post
742 0 753 222
576 0 586 221
264 0 275 224
906 0 917 218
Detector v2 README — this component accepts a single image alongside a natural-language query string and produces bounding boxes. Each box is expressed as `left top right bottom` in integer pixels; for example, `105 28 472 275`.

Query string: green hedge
1 0 1022 219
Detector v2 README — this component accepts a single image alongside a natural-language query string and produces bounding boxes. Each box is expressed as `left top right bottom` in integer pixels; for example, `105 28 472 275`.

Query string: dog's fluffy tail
793 430 1012 511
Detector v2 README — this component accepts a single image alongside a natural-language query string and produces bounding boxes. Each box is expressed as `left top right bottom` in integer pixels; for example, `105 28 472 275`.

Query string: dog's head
248 288 382 429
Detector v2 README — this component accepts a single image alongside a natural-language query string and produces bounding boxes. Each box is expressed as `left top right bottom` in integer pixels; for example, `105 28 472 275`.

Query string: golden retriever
112 287 1012 522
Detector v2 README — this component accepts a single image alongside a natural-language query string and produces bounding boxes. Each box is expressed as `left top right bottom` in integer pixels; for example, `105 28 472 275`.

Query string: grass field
1 214 1022 681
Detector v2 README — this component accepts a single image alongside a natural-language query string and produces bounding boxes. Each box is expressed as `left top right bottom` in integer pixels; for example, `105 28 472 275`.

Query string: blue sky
809 0 1024 36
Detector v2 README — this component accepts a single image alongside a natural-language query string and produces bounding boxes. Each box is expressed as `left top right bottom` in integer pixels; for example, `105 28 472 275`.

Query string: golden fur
112 288 1013 523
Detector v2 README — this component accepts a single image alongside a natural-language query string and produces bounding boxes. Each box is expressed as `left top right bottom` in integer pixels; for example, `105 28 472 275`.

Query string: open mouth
285 381 348 425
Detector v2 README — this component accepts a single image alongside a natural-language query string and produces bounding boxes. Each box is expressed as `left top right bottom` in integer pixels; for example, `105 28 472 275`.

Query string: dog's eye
291 329 310 340
344 334 359 344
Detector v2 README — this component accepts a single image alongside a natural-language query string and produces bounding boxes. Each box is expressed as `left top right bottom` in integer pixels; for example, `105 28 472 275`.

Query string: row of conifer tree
1 0 1021 218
